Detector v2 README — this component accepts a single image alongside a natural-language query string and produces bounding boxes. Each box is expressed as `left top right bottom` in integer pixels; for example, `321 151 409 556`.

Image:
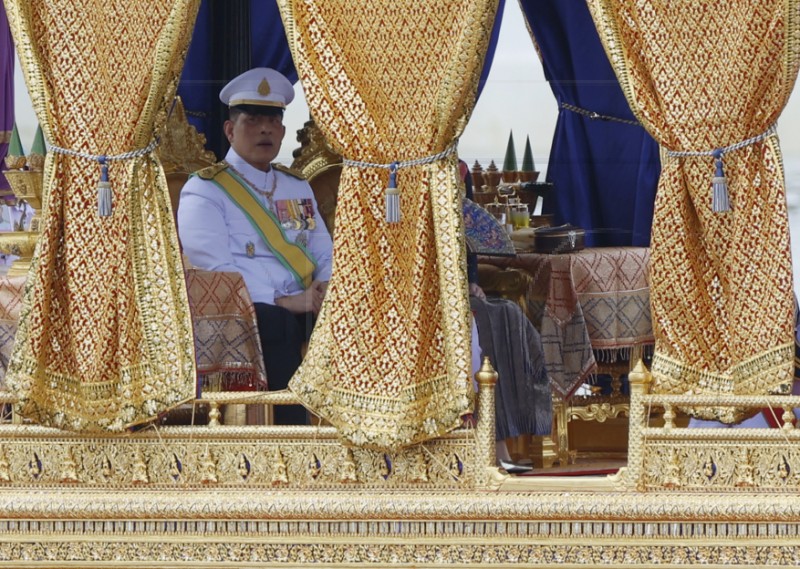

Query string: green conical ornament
30 125 46 156
27 125 47 171
502 130 517 172
8 123 24 157
521 136 535 172
5 123 27 170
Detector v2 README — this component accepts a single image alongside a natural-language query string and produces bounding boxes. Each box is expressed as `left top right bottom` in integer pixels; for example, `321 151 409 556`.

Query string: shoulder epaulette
273 163 307 181
195 161 230 180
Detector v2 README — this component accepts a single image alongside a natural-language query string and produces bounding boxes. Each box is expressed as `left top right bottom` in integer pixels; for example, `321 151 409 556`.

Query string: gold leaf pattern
3 0 199 430
277 0 499 448
588 0 800 421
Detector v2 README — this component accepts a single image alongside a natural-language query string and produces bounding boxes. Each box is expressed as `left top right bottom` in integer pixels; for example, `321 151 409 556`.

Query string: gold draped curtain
4 0 198 431
588 1 799 421
278 0 499 448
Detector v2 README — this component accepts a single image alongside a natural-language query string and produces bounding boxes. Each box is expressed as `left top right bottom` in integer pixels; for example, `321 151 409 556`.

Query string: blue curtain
177 0 297 139
178 0 503 139
519 0 660 247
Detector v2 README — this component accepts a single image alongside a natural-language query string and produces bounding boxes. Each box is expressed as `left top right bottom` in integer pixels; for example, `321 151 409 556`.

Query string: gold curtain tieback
342 144 458 224
47 138 161 217
665 124 777 214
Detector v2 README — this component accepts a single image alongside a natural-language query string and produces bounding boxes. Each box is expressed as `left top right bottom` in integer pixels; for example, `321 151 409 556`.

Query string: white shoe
499 459 533 474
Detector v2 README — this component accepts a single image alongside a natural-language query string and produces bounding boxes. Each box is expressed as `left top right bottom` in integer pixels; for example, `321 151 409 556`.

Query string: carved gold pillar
475 356 507 489
621 359 652 491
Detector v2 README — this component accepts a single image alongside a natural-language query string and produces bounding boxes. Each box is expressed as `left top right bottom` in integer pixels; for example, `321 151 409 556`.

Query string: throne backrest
156 97 217 222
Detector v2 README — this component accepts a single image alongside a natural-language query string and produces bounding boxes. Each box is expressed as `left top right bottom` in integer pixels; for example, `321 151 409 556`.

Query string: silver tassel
711 151 730 213
386 163 400 223
97 157 113 217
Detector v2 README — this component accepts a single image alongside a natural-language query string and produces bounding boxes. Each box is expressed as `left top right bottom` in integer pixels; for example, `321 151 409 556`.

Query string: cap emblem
258 78 271 96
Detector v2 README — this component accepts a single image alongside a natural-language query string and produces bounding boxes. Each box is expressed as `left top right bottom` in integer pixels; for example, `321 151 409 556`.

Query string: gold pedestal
0 170 43 276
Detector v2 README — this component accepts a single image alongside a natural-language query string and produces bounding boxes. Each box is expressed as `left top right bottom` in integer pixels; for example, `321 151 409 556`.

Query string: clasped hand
275 280 328 315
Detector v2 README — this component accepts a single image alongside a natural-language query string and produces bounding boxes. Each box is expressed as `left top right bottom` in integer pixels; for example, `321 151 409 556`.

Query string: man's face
224 110 286 171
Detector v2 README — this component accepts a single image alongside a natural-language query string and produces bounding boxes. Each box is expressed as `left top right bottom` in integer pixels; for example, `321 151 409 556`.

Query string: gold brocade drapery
278 0 499 448
588 1 799 422
4 0 199 431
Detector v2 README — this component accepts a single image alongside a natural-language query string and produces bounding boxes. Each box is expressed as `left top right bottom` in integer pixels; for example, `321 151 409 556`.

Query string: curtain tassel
97 156 113 217
386 162 400 223
711 149 730 213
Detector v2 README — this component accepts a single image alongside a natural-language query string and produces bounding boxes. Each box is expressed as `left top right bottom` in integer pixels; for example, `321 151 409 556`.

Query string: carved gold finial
339 448 358 483
60 447 80 483
627 359 652 396
258 78 271 96
476 357 498 388
131 448 149 485
199 448 218 484
271 448 289 486
0 446 11 482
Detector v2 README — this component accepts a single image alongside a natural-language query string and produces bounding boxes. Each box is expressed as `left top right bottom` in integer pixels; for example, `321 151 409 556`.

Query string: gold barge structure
0 362 799 567
3 0 800 566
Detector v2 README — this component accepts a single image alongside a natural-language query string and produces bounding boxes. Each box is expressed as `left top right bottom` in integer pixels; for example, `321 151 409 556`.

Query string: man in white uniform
178 68 333 424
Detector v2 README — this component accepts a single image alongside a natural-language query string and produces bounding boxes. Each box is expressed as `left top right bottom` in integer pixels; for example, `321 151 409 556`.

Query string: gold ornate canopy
4 0 199 431
588 0 800 421
278 0 500 448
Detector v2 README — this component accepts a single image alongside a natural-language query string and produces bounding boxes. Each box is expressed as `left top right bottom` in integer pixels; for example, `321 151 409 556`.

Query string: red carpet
517 459 625 477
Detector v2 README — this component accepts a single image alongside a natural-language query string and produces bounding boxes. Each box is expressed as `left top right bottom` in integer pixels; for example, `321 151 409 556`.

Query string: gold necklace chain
229 165 278 208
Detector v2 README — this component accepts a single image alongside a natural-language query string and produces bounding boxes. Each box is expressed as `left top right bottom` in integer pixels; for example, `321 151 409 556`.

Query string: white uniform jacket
178 149 333 305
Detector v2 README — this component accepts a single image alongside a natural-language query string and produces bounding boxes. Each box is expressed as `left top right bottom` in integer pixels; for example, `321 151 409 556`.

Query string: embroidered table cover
485 247 653 398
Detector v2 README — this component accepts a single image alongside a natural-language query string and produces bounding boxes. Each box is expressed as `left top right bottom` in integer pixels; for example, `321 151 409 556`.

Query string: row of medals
245 169 313 257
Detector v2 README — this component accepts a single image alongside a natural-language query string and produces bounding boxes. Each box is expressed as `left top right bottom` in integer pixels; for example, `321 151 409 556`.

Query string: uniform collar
224 148 275 188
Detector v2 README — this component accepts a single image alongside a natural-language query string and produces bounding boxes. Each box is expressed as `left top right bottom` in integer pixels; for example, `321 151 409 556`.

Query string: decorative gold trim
0 131 11 145
229 98 285 109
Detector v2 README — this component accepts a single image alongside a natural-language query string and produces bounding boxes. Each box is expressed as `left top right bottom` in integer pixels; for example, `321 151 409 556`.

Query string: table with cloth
0 269 266 401
481 246 654 463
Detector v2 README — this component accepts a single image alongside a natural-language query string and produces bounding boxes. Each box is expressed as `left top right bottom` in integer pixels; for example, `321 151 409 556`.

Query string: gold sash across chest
201 166 316 289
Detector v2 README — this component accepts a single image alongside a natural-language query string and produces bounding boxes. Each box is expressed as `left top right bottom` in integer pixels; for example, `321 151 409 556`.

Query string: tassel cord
665 124 776 213
343 144 458 224
47 138 161 217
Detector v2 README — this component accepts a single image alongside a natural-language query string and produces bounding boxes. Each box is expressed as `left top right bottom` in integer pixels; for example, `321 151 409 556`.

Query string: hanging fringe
386 162 400 223
97 156 113 217
711 149 730 213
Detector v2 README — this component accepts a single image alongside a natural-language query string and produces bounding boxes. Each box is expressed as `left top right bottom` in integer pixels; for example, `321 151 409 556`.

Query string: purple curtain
519 0 660 246
0 0 13 201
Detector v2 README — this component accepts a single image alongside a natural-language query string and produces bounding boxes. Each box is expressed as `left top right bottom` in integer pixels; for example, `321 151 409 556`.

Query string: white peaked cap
219 68 295 109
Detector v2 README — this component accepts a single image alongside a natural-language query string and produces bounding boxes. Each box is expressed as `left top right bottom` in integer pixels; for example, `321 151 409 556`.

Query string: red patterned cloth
0 270 267 392
185 269 267 392
484 247 653 398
